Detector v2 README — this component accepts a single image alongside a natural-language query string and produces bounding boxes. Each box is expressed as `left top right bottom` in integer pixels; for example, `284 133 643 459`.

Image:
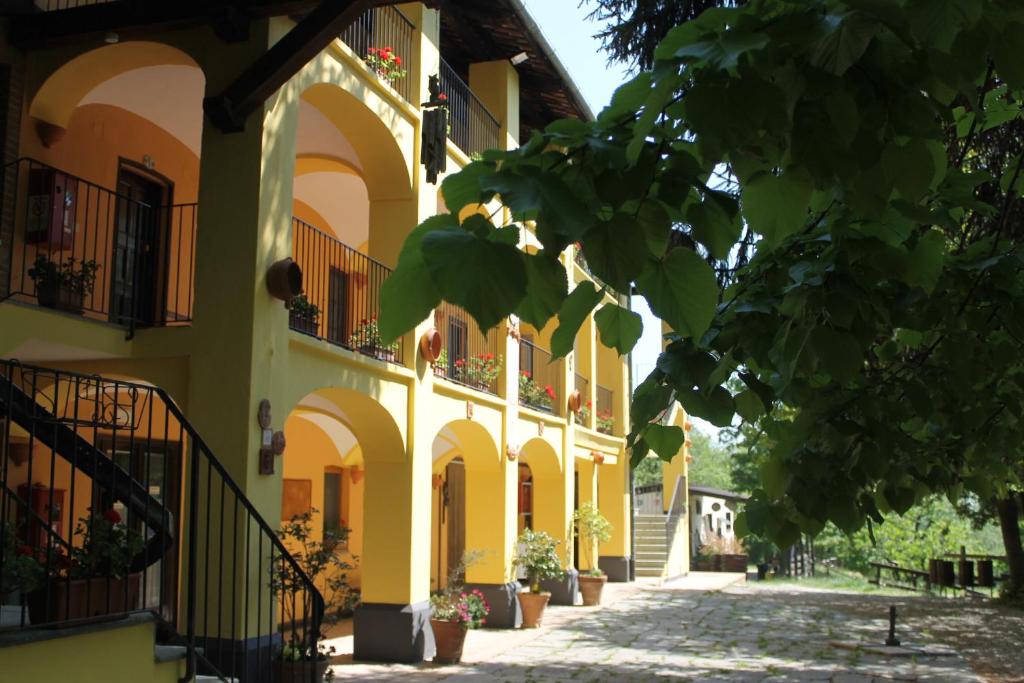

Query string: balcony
1 159 197 330
339 5 416 104
596 383 614 434
439 58 501 158
433 301 502 396
519 339 562 414
290 217 404 364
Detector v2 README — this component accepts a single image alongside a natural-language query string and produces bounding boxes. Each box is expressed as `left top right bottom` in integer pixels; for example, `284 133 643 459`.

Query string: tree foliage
380 0 1024 590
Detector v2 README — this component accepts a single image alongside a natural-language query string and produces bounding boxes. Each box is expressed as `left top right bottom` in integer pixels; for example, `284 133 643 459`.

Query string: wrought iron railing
439 58 502 157
0 159 197 330
433 302 502 395
339 5 415 103
28 0 117 9
518 339 562 414
596 384 614 434
291 217 403 364
0 361 324 682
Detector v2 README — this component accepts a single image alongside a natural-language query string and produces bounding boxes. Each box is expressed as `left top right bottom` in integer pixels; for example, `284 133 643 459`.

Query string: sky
519 1 721 437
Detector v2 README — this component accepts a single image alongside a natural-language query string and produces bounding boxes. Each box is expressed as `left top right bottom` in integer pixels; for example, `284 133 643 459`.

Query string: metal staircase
0 360 324 682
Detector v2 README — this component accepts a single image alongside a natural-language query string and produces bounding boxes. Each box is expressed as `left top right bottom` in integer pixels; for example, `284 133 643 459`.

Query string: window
324 470 343 536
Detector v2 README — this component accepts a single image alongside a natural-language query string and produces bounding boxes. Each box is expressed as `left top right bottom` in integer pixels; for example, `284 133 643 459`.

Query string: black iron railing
28 0 116 9
0 159 197 330
518 339 562 414
291 217 403 364
0 361 324 683
433 302 502 395
596 384 614 434
340 5 415 103
439 58 502 157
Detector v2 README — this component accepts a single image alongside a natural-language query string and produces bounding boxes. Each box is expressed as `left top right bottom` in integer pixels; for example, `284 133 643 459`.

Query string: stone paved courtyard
327 574 1020 682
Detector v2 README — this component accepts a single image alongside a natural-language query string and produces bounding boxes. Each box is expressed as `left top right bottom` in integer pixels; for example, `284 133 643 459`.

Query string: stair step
196 677 238 683
154 644 205 663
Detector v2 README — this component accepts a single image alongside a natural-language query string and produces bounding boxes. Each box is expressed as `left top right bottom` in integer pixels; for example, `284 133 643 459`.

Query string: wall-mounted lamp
510 51 529 66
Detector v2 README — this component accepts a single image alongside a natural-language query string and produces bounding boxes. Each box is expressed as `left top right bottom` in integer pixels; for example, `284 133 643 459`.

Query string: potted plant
289 294 320 336
365 46 408 85
433 348 449 378
453 352 502 391
596 410 614 435
28 255 99 314
28 507 144 624
518 371 555 412
348 316 400 362
573 502 613 606
428 551 488 664
511 529 563 628
272 509 355 681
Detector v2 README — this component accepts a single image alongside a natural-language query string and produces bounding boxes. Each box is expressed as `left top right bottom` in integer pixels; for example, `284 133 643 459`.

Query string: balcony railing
439 58 501 158
575 373 589 402
340 5 415 104
596 383 614 434
1 159 197 330
519 339 562 414
290 217 404 364
433 302 502 396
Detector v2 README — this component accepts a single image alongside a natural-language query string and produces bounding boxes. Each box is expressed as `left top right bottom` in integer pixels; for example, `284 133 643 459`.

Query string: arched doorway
520 437 577 604
430 419 520 627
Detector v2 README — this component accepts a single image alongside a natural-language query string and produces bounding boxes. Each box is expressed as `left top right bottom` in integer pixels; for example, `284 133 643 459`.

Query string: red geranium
103 508 122 525
545 385 556 400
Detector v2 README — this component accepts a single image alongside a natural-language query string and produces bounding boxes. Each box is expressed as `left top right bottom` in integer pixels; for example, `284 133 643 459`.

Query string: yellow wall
0 619 181 683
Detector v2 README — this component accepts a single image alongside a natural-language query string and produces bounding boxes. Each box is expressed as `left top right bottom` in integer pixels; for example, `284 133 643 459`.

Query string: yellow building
0 1 637 679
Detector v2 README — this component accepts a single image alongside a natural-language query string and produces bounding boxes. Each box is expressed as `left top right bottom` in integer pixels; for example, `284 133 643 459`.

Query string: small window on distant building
324 470 343 536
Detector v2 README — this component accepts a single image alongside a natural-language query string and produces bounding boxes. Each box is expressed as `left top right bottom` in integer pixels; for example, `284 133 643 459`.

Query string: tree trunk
995 495 1024 597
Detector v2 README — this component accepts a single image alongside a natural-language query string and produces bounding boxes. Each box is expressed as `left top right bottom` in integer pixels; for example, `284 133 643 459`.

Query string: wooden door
445 459 466 585
112 166 168 326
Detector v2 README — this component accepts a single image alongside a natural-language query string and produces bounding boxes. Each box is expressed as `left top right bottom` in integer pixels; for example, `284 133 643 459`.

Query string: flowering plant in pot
454 352 501 390
429 551 489 664
518 371 555 411
289 294 320 335
511 529 563 628
573 502 613 606
433 348 449 377
348 316 400 361
28 255 99 314
365 46 407 84
28 507 145 624
272 509 355 681
595 410 614 434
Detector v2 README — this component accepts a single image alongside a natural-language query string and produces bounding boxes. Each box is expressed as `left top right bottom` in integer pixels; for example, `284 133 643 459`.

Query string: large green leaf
740 171 812 245
881 139 935 201
550 282 602 358
687 192 741 260
378 215 455 342
809 12 878 75
581 215 650 291
671 30 769 70
441 162 493 214
643 423 686 461
421 229 527 333
636 249 718 340
810 327 863 384
903 229 946 293
734 389 765 422
515 253 569 329
594 303 643 356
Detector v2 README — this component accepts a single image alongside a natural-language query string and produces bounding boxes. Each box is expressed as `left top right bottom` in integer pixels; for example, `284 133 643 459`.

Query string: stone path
327 575 1001 681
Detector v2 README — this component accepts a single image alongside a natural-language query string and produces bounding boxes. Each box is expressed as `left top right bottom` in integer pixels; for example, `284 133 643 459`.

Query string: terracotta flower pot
272 657 331 683
578 574 607 606
28 573 141 624
430 618 468 664
517 591 550 628
36 282 83 314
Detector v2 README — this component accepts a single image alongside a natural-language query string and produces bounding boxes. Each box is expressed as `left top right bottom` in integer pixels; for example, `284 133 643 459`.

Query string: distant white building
689 485 749 555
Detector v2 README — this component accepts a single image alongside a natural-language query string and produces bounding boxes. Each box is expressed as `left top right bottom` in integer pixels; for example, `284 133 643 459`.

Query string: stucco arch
290 387 405 464
431 419 502 473
520 437 571 567
294 153 362 178
298 82 413 202
29 41 202 129
520 437 561 477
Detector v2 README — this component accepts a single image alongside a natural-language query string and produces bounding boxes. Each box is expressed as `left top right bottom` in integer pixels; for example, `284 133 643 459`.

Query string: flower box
28 573 141 624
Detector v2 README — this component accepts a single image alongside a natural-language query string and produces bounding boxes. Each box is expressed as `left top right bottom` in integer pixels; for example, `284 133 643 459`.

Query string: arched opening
287 84 416 360
429 420 503 591
10 42 205 327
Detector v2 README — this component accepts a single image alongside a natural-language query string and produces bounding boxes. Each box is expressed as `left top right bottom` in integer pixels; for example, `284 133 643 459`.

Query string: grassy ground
758 569 919 596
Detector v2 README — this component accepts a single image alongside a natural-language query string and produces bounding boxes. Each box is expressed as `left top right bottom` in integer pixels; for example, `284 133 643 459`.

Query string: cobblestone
328 577 998 682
